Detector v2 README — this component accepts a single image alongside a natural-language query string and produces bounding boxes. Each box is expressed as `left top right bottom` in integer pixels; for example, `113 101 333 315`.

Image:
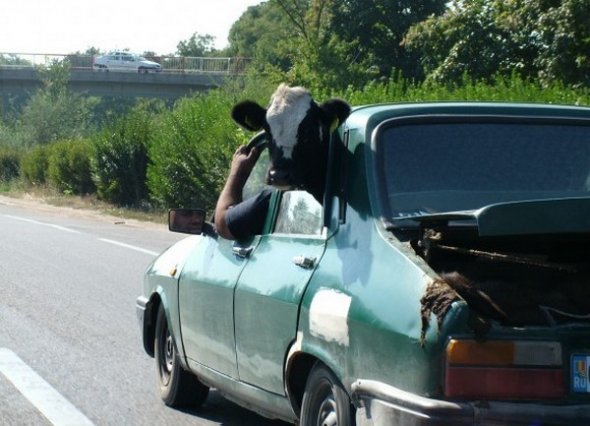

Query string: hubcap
164 332 174 373
317 394 338 426
158 322 174 385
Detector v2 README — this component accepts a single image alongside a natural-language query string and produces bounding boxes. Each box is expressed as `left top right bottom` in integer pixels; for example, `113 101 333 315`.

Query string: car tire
138 67 148 74
300 362 355 426
154 304 209 408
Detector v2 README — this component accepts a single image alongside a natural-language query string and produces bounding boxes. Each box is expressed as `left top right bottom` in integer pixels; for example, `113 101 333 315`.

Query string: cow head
231 84 351 202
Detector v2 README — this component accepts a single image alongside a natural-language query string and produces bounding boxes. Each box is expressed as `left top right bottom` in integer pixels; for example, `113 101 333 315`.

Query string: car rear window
377 118 590 217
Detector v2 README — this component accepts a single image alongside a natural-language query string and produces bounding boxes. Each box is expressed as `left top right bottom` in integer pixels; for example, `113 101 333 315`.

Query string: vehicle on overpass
93 51 161 73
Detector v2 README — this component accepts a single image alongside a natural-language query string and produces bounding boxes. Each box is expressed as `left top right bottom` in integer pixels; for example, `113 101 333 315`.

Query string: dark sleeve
226 188 273 240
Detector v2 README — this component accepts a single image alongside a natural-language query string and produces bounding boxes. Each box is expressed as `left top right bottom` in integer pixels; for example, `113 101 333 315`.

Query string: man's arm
214 145 261 240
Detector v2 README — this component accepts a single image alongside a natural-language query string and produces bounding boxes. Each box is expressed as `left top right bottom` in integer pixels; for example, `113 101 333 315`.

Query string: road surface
0 195 290 426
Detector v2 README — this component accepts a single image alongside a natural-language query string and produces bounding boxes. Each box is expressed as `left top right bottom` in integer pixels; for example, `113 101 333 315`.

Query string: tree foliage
16 60 97 147
274 0 376 89
0 146 20 182
47 139 95 195
328 0 447 79
147 90 249 211
176 33 217 57
228 1 297 73
228 0 446 89
20 144 49 185
404 0 590 86
92 103 156 206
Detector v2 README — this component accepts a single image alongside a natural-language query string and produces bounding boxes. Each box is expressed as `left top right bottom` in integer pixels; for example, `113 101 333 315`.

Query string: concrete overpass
0 68 228 100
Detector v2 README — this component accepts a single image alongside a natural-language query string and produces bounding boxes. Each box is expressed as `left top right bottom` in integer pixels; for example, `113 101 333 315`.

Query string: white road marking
98 238 159 256
2 213 159 256
2 214 79 234
0 348 94 426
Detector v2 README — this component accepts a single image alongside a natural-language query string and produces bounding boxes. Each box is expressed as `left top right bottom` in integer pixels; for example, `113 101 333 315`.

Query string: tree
228 0 447 89
271 0 379 89
16 60 97 147
228 1 296 73
329 0 447 79
532 0 590 86
0 53 32 67
404 0 590 87
176 33 217 57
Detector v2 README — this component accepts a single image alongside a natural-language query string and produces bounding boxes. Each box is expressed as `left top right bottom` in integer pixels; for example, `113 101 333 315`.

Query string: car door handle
232 247 253 258
293 256 316 269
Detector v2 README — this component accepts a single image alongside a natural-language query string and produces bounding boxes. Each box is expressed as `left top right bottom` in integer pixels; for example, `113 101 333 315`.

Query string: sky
0 0 263 55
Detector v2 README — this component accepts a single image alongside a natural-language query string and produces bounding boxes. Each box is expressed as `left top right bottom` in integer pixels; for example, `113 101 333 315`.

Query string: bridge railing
0 53 250 74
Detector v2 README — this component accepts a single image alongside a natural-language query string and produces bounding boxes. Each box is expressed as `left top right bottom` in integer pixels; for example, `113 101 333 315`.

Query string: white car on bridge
93 52 162 73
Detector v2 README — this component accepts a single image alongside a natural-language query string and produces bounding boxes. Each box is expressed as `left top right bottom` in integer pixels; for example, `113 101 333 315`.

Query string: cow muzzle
267 168 300 190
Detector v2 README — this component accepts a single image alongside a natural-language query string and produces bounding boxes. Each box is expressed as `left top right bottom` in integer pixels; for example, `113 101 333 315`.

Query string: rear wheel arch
286 352 318 414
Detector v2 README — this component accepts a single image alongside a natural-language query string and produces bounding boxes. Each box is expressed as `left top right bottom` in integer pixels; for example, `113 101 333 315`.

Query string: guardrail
0 53 250 74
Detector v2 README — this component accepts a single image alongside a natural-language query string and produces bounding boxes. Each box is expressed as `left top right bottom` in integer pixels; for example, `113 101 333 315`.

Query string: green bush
147 89 250 211
338 72 590 105
92 107 152 207
21 144 49 185
47 139 95 194
0 146 21 181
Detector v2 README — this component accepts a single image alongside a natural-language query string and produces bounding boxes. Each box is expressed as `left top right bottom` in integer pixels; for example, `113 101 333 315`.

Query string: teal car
137 102 590 425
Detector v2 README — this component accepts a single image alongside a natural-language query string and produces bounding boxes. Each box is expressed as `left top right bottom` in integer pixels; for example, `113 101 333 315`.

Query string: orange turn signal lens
446 339 562 366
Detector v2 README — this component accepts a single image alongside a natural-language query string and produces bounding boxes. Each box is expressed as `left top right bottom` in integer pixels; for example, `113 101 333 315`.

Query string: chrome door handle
232 247 253 258
293 256 316 269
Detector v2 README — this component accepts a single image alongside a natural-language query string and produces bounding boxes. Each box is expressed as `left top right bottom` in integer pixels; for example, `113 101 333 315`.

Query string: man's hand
229 145 261 181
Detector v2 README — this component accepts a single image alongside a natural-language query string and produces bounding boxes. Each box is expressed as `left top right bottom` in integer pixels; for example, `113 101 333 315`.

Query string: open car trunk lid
404 197 590 402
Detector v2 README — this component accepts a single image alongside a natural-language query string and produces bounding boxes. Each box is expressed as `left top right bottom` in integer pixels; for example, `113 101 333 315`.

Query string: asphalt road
0 196 290 426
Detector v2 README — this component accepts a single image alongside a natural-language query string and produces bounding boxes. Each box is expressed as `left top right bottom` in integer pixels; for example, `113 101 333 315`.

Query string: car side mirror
168 208 213 235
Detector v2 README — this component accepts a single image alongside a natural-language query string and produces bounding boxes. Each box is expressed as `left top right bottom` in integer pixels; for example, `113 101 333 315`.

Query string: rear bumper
352 380 590 426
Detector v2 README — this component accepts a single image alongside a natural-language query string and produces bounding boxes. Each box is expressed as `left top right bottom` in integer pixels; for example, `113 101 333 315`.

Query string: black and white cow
231 84 351 202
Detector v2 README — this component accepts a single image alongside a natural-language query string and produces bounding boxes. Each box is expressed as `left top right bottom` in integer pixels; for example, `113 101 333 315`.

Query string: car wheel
154 304 209 408
138 67 148 74
300 362 355 426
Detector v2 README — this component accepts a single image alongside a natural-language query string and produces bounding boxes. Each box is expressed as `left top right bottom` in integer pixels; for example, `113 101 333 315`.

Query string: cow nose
268 169 291 187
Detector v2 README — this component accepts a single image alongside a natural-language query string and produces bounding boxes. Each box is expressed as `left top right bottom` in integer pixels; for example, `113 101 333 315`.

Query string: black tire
154 305 209 408
300 362 355 426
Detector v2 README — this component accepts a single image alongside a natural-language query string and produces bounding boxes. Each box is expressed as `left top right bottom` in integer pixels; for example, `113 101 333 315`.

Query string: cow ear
320 99 351 131
231 101 267 131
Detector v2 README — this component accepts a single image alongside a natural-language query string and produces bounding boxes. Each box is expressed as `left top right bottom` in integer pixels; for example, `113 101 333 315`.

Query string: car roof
345 101 590 144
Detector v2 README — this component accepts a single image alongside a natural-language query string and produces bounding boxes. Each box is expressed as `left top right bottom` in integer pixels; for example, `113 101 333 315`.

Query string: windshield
379 119 590 218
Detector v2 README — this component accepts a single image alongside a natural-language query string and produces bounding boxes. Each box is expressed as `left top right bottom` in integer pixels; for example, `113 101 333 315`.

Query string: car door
121 54 136 71
108 54 121 71
178 235 258 378
177 147 273 378
234 190 326 395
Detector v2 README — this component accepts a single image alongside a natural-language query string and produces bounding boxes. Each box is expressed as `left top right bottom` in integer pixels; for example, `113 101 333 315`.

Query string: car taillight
444 339 565 400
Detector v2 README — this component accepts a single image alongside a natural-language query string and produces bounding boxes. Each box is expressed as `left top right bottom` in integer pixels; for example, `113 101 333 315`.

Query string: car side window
274 191 322 236
243 148 271 200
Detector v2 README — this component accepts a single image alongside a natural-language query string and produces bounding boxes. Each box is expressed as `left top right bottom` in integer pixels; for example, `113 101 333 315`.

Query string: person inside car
214 144 272 240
